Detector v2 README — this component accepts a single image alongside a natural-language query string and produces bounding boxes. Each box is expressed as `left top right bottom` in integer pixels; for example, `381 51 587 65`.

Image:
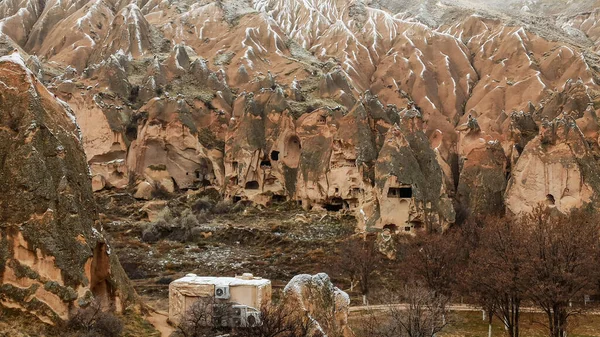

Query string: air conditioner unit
215 285 230 299
245 311 261 327
231 305 262 327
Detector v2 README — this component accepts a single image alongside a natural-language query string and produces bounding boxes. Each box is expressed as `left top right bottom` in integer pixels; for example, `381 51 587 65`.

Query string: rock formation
0 53 136 324
283 273 354 337
505 115 600 214
2 0 600 228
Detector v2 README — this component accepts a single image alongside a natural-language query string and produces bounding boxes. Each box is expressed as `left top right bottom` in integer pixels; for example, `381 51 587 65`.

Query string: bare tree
178 297 316 337
455 217 496 337
176 297 227 337
463 215 528 337
67 299 123 337
232 302 313 337
359 282 449 337
523 206 600 337
337 235 381 305
404 232 464 326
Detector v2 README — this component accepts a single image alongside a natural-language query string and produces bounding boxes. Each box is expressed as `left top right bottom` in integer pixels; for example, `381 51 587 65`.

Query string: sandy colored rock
91 174 106 192
134 181 154 200
141 201 169 222
283 273 354 337
2 0 600 228
0 54 136 324
506 115 599 214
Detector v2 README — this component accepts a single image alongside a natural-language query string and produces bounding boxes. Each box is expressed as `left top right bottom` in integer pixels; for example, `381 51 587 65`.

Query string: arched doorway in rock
283 135 301 168
546 194 556 205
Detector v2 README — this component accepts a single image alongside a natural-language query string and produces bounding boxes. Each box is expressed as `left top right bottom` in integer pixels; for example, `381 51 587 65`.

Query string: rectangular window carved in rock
388 186 412 198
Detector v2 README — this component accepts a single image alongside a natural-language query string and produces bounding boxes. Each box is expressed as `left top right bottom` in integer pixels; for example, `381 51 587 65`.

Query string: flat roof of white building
172 273 271 287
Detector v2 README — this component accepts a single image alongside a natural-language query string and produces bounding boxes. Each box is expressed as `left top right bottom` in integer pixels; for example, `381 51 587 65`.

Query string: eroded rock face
505 115 599 214
3 0 600 228
372 110 455 232
456 116 509 215
283 273 354 337
0 54 136 324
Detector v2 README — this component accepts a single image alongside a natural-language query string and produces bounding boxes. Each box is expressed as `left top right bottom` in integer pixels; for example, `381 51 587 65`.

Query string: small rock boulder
91 174 106 192
283 273 354 337
134 181 154 200
140 201 169 222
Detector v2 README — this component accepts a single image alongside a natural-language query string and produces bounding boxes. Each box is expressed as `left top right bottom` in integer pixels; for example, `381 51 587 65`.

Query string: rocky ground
95 188 358 311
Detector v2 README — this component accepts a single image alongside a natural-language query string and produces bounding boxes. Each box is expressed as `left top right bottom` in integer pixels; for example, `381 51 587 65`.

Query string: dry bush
141 208 200 243
231 302 313 337
176 297 316 337
192 197 215 213
358 282 449 337
335 235 382 305
67 299 123 337
176 298 226 337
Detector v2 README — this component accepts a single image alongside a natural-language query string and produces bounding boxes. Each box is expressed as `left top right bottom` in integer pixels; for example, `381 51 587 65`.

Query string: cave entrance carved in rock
388 186 412 198
245 181 260 190
283 135 301 168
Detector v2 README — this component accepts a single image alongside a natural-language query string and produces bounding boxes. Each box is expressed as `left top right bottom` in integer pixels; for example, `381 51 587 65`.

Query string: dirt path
350 304 600 315
147 310 175 337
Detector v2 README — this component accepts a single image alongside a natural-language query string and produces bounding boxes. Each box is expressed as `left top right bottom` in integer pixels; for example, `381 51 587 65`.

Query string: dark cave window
260 160 271 167
271 195 286 202
388 187 412 198
411 221 423 230
245 181 259 190
546 194 556 205
271 151 280 161
324 197 345 212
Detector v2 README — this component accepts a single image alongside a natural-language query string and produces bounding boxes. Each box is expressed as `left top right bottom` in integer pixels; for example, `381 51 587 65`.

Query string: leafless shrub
176 297 227 337
358 282 449 337
231 302 313 337
67 299 123 337
335 235 382 305
141 208 200 243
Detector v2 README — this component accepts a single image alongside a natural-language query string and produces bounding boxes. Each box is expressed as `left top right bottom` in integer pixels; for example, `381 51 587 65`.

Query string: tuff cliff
0 53 136 324
1 0 600 233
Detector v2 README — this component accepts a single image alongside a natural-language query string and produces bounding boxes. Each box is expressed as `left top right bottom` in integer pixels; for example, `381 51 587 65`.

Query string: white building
168 273 272 326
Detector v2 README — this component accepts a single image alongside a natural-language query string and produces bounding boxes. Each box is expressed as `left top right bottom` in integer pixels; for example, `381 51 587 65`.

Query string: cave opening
260 160 271 167
271 194 287 203
324 197 346 212
410 221 424 230
284 135 301 168
388 186 412 198
245 181 259 190
271 151 280 161
383 224 398 233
